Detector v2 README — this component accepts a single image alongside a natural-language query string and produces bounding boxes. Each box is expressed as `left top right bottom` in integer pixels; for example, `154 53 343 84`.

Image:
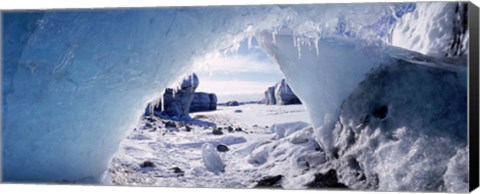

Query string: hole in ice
371 105 388 119
140 161 155 168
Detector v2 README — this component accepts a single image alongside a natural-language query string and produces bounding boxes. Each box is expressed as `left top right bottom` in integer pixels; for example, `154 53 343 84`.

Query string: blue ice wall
1 5 305 183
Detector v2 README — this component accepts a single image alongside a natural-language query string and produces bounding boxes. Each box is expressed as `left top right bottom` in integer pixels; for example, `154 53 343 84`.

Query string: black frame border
469 1 479 192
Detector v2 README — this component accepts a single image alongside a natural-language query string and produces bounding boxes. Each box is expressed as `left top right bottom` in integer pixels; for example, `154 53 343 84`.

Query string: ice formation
332 61 467 191
201 143 226 174
2 2 468 192
391 2 469 58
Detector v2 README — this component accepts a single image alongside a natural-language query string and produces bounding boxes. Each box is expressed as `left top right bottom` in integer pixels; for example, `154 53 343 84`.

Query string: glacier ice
391 2 469 58
259 30 467 191
333 60 467 191
1 2 468 192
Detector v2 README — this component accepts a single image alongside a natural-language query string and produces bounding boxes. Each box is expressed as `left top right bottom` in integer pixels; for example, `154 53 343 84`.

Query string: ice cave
1 2 470 192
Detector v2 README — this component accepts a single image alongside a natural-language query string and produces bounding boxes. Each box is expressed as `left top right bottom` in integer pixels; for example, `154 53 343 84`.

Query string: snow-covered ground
105 104 332 189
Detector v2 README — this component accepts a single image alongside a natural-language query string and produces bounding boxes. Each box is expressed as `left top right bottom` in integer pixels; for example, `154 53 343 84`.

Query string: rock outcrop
263 79 301 105
190 92 217 112
264 86 276 105
146 73 217 119
225 101 240 106
160 74 198 119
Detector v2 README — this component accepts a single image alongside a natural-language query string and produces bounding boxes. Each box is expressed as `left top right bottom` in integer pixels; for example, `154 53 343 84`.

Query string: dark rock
185 125 192 132
234 109 242 113
145 74 199 119
305 169 348 189
171 167 185 177
212 128 223 135
146 117 156 123
140 161 155 168
164 121 176 128
225 101 239 106
193 114 208 120
227 126 234 133
264 86 276 105
235 127 243 132
263 79 301 105
190 92 217 113
208 94 218 109
144 123 153 128
216 144 229 152
274 79 301 105
255 175 283 188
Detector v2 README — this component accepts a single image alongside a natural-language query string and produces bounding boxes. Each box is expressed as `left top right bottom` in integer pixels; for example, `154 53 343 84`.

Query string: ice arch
2 2 465 184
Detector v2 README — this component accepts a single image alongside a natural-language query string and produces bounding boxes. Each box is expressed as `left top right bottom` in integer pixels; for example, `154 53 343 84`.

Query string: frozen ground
105 104 332 189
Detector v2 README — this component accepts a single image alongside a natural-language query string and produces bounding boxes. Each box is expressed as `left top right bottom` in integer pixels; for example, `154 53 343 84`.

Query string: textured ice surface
443 147 469 192
2 2 467 191
333 61 467 192
392 2 468 58
259 33 387 153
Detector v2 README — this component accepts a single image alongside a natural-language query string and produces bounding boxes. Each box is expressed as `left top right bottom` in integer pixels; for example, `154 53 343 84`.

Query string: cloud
192 52 276 74
196 80 272 95
196 80 274 103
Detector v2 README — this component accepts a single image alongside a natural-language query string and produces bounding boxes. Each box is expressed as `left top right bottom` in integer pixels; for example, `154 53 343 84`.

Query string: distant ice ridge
2 2 467 191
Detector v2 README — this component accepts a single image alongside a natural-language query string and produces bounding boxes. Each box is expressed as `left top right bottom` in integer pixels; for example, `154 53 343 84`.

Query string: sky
192 37 284 103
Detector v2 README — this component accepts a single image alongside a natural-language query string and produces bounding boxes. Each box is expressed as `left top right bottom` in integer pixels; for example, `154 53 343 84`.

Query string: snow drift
2 2 468 192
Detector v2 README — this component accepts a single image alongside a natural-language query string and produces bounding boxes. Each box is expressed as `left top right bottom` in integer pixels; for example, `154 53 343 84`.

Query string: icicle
151 97 162 115
296 37 302 59
160 96 165 112
147 103 153 116
190 73 195 92
247 35 253 49
271 31 277 45
293 35 297 48
223 49 228 58
233 42 240 53
307 38 312 51
314 37 320 57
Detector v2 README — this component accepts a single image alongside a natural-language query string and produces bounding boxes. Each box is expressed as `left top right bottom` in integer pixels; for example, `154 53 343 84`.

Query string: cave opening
104 36 313 186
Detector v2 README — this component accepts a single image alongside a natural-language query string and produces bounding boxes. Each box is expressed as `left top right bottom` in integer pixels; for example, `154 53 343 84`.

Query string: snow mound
244 125 329 189
270 121 309 139
201 143 226 174
128 133 152 141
